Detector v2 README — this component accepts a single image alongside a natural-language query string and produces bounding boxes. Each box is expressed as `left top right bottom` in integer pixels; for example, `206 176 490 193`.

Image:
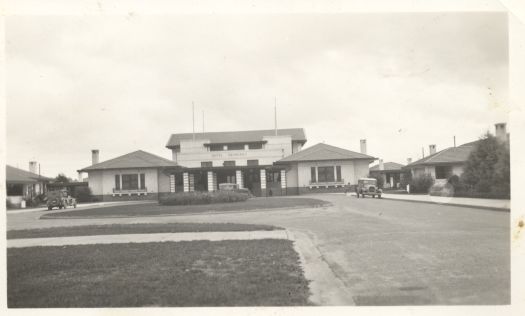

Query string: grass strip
7 222 282 239
41 197 329 219
8 240 311 307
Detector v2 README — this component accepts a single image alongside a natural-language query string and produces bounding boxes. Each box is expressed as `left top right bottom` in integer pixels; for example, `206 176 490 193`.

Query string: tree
54 173 72 184
368 173 384 189
461 132 510 195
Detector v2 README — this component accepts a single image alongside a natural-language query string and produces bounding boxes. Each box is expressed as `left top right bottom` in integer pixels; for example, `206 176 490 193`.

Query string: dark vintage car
355 178 382 198
46 189 77 210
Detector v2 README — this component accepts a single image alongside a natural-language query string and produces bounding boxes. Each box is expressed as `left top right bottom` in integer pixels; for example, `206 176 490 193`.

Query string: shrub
159 191 250 206
368 173 384 189
409 174 435 193
73 186 94 203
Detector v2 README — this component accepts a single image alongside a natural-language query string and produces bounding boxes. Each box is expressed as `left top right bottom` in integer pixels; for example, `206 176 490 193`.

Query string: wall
173 136 294 168
292 142 303 154
87 171 104 195
87 168 159 195
294 159 370 187
157 169 172 193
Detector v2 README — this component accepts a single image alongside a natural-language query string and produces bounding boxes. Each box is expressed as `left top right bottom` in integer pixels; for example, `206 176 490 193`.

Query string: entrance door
243 169 261 196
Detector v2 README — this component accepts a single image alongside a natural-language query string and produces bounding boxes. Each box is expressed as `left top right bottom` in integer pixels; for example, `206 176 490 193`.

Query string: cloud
6 12 508 177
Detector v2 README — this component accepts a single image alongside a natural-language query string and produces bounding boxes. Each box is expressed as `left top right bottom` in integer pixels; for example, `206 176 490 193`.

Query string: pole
192 102 195 141
274 97 277 136
454 136 456 147
422 147 424 158
202 110 204 132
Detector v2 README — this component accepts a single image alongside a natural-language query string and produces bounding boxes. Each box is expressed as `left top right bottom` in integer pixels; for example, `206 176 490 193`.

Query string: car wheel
378 195 382 199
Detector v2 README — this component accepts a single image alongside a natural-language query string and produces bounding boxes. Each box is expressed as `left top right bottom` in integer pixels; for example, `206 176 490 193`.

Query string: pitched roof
6 165 53 183
370 162 405 172
404 144 475 168
78 150 179 172
275 143 376 164
166 128 307 148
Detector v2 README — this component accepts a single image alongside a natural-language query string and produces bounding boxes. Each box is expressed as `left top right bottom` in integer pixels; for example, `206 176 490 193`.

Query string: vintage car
355 178 383 198
46 189 77 210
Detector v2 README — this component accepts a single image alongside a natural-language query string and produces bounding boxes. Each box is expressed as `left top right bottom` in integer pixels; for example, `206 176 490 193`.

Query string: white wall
295 160 370 187
88 168 159 195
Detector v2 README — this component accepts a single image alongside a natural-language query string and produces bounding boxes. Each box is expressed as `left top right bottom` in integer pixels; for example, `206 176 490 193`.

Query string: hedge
159 191 250 206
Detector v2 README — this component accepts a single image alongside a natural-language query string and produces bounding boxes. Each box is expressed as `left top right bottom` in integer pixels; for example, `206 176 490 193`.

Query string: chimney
29 161 37 174
407 158 412 165
495 123 507 142
429 144 436 155
92 149 99 165
379 159 384 170
360 139 367 155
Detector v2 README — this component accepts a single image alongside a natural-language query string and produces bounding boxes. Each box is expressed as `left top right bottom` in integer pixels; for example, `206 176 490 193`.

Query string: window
122 174 139 190
248 143 263 149
318 166 335 182
267 171 281 183
140 173 145 189
201 161 213 168
223 161 236 167
7 184 23 196
227 143 244 151
435 166 453 179
336 166 342 181
115 175 120 190
247 159 259 166
311 167 316 183
210 144 224 151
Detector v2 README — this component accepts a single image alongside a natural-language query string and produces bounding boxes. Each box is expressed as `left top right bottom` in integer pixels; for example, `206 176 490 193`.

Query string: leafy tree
461 132 510 195
54 173 72 184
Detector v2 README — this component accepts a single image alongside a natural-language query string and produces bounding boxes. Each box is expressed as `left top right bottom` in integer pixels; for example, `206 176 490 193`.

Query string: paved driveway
6 194 510 305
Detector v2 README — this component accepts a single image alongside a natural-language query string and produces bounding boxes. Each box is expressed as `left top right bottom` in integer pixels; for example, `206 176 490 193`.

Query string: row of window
209 143 263 151
311 166 342 183
115 174 146 190
200 160 259 168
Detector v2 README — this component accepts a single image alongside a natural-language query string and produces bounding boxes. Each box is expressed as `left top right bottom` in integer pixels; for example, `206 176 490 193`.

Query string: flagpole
274 97 277 136
192 101 195 141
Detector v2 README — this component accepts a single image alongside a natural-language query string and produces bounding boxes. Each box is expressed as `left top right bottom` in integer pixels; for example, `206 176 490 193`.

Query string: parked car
355 178 382 198
218 183 239 191
46 189 77 210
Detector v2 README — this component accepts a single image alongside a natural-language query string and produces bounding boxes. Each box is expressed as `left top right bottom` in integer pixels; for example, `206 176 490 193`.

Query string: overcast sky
6 12 508 178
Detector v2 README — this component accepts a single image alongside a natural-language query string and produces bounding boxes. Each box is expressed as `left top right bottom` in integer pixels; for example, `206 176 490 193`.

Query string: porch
163 166 288 197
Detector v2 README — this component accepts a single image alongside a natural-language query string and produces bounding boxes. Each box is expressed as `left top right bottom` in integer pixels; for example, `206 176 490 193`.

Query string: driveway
6 194 510 305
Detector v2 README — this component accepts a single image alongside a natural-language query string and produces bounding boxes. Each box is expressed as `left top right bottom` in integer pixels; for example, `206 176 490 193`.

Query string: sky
5 12 508 179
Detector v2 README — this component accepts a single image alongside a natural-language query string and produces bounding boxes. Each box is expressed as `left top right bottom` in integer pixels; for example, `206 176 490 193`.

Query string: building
403 123 509 183
164 128 306 196
6 163 52 207
78 150 181 201
274 142 376 194
369 160 405 189
79 128 377 199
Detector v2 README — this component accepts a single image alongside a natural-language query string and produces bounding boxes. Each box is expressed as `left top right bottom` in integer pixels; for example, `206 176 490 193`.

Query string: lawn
8 240 311 307
7 222 282 239
41 196 329 219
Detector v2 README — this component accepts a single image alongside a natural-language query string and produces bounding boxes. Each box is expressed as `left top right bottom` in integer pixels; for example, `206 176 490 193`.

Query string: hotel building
79 128 376 200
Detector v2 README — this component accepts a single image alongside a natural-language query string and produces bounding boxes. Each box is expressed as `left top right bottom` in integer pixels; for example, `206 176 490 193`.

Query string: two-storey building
164 128 307 196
